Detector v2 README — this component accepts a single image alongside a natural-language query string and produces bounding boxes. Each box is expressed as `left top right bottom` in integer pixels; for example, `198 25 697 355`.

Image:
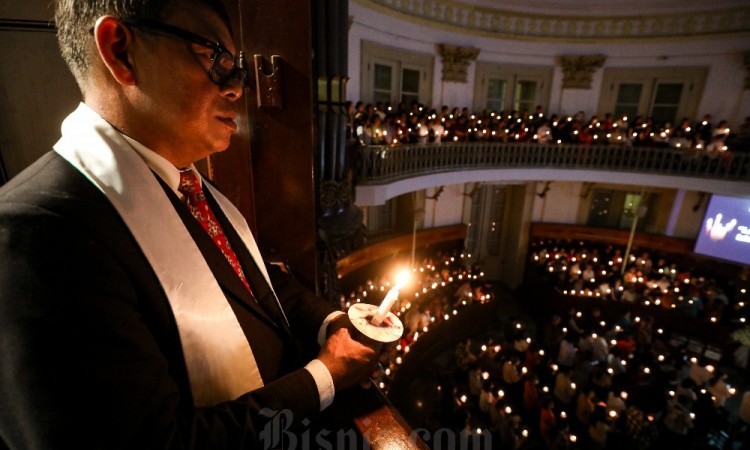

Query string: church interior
2 0 749 448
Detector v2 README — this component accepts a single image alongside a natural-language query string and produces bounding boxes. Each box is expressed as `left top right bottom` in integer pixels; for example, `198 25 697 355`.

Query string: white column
665 189 686 237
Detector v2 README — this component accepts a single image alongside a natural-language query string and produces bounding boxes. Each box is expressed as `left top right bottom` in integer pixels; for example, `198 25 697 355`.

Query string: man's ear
92 16 137 86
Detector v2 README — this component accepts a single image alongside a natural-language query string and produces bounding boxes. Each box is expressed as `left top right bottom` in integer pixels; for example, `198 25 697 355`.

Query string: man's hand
322 313 398 389
326 314 358 339
317 327 380 391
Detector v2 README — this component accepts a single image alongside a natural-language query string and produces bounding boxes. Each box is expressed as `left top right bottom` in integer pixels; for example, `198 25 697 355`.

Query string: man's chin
205 139 231 157
215 135 234 153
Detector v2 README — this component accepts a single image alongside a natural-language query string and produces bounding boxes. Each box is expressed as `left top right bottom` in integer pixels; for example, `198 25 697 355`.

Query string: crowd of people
527 238 749 344
437 304 750 450
339 242 750 449
346 100 750 158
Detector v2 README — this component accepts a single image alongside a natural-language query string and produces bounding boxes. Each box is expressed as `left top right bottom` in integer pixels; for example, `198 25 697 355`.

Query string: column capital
437 44 480 83
559 55 606 89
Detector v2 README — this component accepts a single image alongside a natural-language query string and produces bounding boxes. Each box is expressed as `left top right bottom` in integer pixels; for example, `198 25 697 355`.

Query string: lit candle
371 270 410 326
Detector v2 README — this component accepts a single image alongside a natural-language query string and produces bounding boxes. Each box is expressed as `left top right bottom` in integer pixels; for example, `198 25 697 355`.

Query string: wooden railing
528 222 744 276
529 223 695 254
336 224 467 277
332 385 429 449
355 142 750 184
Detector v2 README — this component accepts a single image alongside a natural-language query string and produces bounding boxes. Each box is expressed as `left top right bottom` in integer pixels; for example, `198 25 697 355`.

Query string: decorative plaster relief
559 55 606 89
437 44 480 82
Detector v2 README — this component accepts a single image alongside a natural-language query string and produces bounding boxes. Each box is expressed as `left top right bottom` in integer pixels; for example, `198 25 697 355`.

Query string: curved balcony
354 142 750 205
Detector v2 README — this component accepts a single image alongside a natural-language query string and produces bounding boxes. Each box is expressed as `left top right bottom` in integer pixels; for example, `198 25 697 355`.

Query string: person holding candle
499 414 525 449
587 405 612 450
624 405 658 450
707 370 732 408
554 366 576 405
539 396 558 447
0 1 384 447
575 386 597 432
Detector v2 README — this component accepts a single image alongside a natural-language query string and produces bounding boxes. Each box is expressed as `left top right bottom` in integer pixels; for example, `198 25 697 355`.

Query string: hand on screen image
705 213 737 241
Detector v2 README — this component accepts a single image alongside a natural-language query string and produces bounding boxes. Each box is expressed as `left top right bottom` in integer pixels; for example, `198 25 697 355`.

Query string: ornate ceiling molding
354 0 750 42
437 44 480 82
559 55 606 89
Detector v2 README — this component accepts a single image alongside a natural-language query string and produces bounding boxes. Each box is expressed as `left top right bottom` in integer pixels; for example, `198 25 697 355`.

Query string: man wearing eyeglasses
0 0 381 448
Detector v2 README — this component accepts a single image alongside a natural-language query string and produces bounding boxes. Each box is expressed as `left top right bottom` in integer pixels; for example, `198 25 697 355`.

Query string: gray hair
54 0 230 91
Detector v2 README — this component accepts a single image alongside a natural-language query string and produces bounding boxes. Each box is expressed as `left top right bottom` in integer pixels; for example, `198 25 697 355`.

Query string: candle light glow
371 270 410 325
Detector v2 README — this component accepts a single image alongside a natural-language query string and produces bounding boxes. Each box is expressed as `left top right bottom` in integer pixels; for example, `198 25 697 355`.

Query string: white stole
54 103 266 406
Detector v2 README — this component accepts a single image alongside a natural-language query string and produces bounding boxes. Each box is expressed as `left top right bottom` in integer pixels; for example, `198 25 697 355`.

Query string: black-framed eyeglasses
120 18 247 87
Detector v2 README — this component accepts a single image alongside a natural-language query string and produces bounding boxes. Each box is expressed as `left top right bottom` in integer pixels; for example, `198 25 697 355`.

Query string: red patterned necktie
178 170 251 292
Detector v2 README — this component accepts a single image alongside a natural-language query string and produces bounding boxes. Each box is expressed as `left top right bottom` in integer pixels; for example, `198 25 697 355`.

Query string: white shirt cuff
317 311 346 346
305 359 336 411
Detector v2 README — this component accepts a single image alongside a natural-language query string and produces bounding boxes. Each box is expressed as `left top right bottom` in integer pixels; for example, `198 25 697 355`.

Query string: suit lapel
155 177 284 333
204 189 293 339
212 205 291 337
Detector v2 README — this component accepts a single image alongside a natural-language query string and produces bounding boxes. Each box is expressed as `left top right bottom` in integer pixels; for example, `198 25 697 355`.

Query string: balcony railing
355 142 750 184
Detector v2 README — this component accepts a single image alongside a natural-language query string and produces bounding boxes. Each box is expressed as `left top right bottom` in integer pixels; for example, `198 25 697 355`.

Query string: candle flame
395 270 411 289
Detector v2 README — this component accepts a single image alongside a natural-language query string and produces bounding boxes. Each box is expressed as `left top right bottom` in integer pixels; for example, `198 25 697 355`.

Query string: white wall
423 184 466 228
348 1 750 127
440 80 474 111
415 180 597 288
667 190 709 239
530 181 584 224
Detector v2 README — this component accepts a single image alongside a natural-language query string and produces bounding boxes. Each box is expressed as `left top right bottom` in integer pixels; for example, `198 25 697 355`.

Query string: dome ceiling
355 0 750 41
461 0 747 16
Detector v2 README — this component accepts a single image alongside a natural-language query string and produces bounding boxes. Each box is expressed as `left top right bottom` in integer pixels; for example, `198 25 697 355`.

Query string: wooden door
210 0 319 290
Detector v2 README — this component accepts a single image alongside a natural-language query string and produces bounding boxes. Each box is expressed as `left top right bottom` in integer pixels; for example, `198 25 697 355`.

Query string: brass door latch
253 54 282 109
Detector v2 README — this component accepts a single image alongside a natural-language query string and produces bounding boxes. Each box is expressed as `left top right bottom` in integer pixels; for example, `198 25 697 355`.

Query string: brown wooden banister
528 222 746 276
529 223 743 277
353 402 429 449
336 224 467 277
324 384 428 449
529 222 695 254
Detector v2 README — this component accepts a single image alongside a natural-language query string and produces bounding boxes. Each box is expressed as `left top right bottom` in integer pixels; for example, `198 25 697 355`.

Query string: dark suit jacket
0 151 338 449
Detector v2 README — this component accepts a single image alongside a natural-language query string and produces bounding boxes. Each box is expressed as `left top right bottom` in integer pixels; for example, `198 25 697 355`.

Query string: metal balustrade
354 142 750 185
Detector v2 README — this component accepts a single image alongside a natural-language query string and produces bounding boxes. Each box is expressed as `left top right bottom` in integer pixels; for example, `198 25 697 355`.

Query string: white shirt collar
119 133 200 198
